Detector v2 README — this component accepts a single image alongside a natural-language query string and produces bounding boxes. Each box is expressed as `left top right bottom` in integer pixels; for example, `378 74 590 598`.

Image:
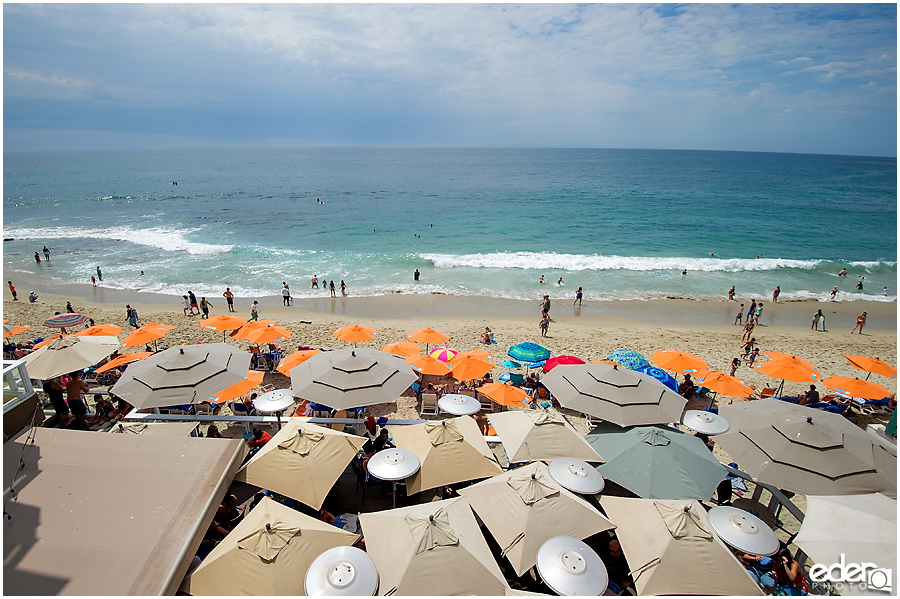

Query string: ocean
3 148 896 304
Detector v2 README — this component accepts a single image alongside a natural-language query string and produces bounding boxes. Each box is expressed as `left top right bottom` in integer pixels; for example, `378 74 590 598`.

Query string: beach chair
752 386 778 400
419 393 439 416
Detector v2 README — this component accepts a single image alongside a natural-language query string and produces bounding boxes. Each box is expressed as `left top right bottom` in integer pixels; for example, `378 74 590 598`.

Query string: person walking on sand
223 287 235 312
742 320 755 342
729 357 740 376
8 281 17 301
830 286 839 301
728 286 735 300
282 282 292 306
540 313 549 337
200 297 213 319
182 295 191 316
249 301 259 321
42 246 51 261
772 286 780 302
574 287 583 306
126 304 138 328
188 291 199 315
754 302 763 326
811 309 823 331
540 294 551 317
734 303 744 325
329 280 336 297
850 311 867 334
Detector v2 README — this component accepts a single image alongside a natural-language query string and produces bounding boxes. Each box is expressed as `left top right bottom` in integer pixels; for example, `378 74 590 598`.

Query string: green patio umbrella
585 422 726 501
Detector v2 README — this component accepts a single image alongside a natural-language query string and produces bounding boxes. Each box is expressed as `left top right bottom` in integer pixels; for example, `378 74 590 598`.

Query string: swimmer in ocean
557 277 564 286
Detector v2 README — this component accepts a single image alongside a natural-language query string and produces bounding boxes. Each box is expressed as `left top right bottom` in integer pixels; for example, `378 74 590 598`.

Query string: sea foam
4 225 232 256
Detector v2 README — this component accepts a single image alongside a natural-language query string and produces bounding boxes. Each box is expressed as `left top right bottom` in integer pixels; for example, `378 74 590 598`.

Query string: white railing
2 359 35 413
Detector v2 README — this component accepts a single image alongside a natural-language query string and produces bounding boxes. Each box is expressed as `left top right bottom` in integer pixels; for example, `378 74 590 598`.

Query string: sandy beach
5 276 896 414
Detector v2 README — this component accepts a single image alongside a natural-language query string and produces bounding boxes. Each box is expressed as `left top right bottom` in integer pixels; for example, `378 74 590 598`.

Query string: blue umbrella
508 342 551 363
607 349 650 371
500 360 522 369
636 365 678 393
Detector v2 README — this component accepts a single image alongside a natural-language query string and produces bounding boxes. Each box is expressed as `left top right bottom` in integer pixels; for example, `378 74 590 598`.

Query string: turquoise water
3 148 896 303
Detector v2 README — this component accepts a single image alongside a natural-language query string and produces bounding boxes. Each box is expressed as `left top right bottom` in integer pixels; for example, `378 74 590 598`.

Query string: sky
3 3 897 156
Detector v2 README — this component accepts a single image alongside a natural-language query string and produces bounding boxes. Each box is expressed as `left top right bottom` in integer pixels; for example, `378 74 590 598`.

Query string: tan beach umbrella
717 399 897 497
275 349 322 375
381 340 422 357
22 335 120 380
231 319 277 340
405 353 452 376
486 405 603 464
542 363 687 427
843 355 897 380
390 416 502 494
2 323 30 339
120 322 177 349
599 496 763 596
94 351 153 374
108 421 200 437
235 420 367 510
182 496 360 596
358 496 509 596
458 461 614 577
74 323 122 337
794 493 897 589
110 343 252 410
290 348 416 411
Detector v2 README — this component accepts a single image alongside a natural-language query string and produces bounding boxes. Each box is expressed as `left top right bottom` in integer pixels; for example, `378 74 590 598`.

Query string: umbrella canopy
231 319 278 340
500 360 522 369
110 343 251 410
236 420 367 510
794 493 897 592
487 406 602 464
476 382 531 408
406 327 450 349
822 376 892 401
23 335 120 380
276 349 323 376
358 497 509 596
182 496 359 596
389 416 502 494
290 348 416 411
201 314 248 331
542 355 585 372
606 349 650 371
716 399 897 497
208 370 266 404
695 370 755 398
753 352 821 383
2 323 31 339
844 355 897 379
244 324 292 345
459 461 614 577
599 496 763 596
381 340 422 357
33 333 67 349
120 322 177 349
429 346 458 363
586 422 727 500
651 350 708 374
449 354 494 381
43 313 89 328
74 323 122 337
508 342 551 363
94 351 153 374
405 353 452 376
635 365 679 393
542 363 687 428
333 325 378 345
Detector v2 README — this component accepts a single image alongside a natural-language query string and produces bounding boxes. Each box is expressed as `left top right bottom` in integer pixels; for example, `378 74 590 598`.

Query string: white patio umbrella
110 343 251 410
22 335 120 380
290 348 416 411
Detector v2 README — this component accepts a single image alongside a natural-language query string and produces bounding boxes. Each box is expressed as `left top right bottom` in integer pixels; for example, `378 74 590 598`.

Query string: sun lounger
419 392 439 416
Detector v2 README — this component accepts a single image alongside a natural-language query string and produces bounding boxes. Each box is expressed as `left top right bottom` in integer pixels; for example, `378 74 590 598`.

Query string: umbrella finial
352 350 356 357
683 505 691 513
179 348 185 355
429 514 435 523
613 364 618 370
265 522 272 532
807 416 813 424
531 472 537 480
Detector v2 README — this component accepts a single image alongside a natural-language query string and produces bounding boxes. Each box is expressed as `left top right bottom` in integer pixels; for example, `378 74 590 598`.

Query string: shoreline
5 272 897 329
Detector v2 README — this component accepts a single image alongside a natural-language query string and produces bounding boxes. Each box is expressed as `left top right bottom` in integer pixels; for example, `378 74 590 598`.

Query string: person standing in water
34 252 41 264
414 269 420 281
42 246 51 261
772 286 780 302
574 287 583 306
96 266 103 281
329 280 336 297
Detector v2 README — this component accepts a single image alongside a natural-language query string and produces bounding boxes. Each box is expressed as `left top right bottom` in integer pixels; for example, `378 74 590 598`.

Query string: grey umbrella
289 348 416 411
542 363 686 427
110 343 251 410
23 335 120 380
585 422 727 500
716 399 897 497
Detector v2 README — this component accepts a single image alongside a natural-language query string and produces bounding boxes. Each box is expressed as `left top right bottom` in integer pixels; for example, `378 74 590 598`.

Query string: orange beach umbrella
381 340 422 357
454 348 494 361
243 325 292 345
651 350 709 374
333 325 378 345
822 376 892 401
450 354 495 381
477 383 531 408
843 355 897 380
405 353 452 376
753 352 821 383
407 327 450 352
33 334 68 349
208 370 266 404
276 349 322 376
3 323 31 339
75 323 122 337
695 370 754 398
200 314 248 341
120 322 177 349
94 352 153 374
231 319 277 340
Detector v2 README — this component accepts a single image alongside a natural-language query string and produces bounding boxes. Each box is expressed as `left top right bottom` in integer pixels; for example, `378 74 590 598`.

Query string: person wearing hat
28 291 38 302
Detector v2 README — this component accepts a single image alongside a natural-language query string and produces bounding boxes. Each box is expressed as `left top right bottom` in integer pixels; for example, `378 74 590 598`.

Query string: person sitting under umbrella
678 373 697 398
773 547 808 595
362 427 395 459
247 427 272 455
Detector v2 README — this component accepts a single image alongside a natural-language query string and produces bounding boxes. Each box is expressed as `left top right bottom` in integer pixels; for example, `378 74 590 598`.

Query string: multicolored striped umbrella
606 349 650 371
43 313 89 328
430 346 458 363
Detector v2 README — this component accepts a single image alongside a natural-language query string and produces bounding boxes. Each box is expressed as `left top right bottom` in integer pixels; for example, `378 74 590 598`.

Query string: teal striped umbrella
508 342 551 363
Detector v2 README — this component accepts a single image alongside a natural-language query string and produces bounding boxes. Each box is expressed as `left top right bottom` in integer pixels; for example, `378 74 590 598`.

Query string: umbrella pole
776 380 785 398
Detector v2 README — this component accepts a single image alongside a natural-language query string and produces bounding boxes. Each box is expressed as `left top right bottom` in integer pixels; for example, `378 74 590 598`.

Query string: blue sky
3 3 897 156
